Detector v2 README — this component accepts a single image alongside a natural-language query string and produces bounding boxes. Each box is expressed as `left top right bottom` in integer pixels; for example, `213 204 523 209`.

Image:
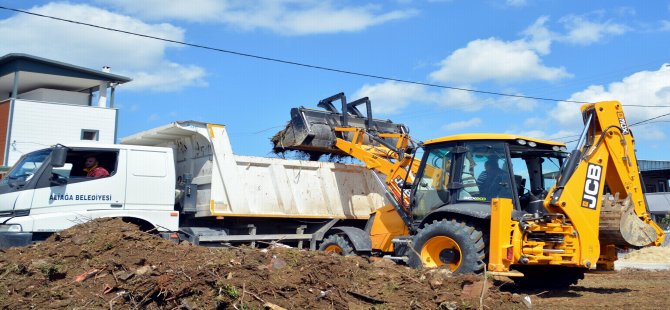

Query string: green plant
220 284 239 299
39 263 65 281
214 279 240 299
660 211 670 230
103 242 114 251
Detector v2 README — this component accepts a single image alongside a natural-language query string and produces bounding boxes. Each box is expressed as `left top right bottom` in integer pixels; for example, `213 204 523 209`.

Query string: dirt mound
0 219 520 309
619 246 670 263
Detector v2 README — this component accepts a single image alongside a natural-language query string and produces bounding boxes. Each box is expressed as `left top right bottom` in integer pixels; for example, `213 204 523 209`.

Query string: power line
561 112 670 143
630 111 670 126
0 5 591 104
624 105 670 108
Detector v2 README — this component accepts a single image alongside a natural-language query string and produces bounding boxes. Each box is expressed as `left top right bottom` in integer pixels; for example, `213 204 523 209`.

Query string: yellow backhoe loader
273 93 665 287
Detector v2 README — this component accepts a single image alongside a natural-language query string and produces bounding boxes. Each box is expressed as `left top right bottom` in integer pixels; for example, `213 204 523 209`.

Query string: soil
618 246 670 263
2 219 668 309
0 219 519 309
500 269 670 309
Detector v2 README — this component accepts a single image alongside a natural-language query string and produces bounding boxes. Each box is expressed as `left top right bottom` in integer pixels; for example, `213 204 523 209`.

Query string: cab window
412 144 454 219
455 142 514 202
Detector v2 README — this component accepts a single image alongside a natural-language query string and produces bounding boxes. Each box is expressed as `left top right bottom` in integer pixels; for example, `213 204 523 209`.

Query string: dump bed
121 121 387 219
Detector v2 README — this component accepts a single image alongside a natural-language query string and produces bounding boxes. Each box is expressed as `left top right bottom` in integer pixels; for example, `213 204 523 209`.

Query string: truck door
28 148 127 232
0 149 51 220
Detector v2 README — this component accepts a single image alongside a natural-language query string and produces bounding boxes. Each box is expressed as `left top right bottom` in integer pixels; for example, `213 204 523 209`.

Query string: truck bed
121 121 387 219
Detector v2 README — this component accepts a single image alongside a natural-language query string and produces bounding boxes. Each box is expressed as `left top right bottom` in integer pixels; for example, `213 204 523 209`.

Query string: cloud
353 81 433 114
148 113 160 122
550 64 670 129
505 0 528 7
353 81 537 114
0 3 206 92
429 17 571 84
97 0 225 21
661 20 670 31
99 0 418 35
443 118 481 130
638 126 665 141
558 15 628 45
356 14 628 116
122 64 207 91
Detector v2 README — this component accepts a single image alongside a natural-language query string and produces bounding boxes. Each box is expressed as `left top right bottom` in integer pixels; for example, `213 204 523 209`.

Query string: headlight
0 224 22 232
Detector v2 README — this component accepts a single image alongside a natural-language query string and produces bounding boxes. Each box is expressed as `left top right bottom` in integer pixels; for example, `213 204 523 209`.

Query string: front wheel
319 234 355 256
408 219 486 273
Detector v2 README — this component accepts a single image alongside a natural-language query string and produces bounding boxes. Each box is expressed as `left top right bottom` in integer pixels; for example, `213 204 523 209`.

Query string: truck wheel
512 266 585 289
319 234 355 256
408 219 486 273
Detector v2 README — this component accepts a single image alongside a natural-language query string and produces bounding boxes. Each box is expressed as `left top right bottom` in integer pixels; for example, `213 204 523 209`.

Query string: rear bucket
599 194 658 247
272 93 408 156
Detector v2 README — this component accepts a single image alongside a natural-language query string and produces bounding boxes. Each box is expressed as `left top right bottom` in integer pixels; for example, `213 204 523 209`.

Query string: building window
81 129 99 141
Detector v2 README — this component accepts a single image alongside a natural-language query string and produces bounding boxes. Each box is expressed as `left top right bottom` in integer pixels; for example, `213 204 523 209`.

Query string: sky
1 0 670 160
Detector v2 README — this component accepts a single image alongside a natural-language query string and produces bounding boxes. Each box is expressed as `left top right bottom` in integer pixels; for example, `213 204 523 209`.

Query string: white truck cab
0 143 178 248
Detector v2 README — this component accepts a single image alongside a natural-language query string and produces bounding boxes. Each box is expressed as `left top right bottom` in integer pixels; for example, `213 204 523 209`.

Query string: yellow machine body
278 94 665 283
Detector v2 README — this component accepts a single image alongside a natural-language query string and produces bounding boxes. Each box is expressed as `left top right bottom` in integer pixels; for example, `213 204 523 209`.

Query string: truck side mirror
50 146 67 168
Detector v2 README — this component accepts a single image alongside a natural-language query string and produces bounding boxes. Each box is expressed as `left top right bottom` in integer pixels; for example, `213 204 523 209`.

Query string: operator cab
410 134 567 221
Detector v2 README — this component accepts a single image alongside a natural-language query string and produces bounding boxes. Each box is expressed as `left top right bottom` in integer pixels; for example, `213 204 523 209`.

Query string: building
640 160 670 225
0 53 130 168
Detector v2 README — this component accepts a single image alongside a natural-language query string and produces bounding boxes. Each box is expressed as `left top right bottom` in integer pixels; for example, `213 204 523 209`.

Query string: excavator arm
545 101 664 266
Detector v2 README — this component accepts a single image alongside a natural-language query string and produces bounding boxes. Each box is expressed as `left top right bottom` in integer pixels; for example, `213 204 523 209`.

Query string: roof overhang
0 53 131 96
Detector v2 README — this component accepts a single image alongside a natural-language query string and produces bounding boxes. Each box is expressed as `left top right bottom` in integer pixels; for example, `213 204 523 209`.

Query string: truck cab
0 144 178 249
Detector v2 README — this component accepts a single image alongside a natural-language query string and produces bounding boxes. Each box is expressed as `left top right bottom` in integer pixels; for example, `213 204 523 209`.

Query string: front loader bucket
272 93 408 157
599 194 658 247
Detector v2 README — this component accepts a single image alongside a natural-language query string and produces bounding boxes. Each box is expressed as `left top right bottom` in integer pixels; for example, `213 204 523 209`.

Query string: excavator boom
547 101 664 250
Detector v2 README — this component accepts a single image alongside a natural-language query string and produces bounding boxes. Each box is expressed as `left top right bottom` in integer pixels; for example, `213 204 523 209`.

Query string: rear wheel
319 234 355 256
512 266 585 289
408 219 486 273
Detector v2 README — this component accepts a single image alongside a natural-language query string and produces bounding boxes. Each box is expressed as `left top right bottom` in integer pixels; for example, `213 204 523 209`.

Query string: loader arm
545 101 664 266
333 127 419 209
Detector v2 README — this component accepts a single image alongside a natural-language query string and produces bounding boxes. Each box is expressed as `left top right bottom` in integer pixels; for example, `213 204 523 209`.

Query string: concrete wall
7 99 116 165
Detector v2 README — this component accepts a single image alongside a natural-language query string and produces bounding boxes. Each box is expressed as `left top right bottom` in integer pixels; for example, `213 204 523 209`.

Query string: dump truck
0 121 389 249
274 93 666 287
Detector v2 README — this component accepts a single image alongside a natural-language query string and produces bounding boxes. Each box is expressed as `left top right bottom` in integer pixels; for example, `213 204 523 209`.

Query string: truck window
5 149 50 183
52 150 118 183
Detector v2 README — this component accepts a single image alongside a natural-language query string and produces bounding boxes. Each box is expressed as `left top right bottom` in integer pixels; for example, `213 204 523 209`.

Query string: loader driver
84 156 110 178
476 159 504 200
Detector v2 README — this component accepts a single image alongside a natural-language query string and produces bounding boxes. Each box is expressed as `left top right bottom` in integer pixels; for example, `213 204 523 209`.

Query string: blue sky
1 0 670 160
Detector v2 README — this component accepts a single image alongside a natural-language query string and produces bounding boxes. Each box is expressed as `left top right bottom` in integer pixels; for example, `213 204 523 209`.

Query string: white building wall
7 99 116 165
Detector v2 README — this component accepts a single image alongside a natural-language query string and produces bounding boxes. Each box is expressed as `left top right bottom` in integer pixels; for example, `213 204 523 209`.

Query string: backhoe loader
273 93 665 287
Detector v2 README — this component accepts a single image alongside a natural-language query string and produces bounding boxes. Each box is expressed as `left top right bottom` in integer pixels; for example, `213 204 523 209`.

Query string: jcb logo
617 112 630 135
581 164 602 210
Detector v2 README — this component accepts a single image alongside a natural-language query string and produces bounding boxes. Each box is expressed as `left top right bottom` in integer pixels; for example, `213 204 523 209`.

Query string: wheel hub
439 249 459 264
420 236 463 270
